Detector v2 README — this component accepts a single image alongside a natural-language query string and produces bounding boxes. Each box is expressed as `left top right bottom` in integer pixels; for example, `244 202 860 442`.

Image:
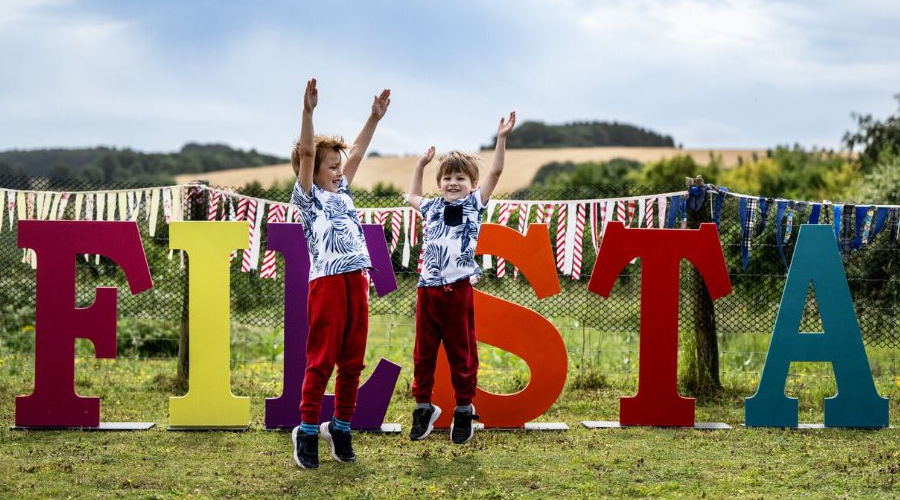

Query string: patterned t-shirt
415 189 487 287
291 177 371 282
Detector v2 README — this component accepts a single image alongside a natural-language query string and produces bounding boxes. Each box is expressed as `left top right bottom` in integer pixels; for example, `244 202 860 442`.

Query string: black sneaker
291 426 319 469
409 404 442 441
320 421 356 463
450 405 480 444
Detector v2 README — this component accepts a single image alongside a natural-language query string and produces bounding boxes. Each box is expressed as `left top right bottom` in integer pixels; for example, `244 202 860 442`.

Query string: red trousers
412 279 478 406
299 270 369 423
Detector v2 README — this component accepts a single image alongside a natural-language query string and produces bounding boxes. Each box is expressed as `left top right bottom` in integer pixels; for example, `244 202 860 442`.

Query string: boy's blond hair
291 134 348 174
436 151 482 185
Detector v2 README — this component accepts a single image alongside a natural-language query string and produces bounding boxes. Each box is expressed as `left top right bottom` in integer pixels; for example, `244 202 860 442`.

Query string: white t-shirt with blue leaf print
291 177 372 282
415 189 487 287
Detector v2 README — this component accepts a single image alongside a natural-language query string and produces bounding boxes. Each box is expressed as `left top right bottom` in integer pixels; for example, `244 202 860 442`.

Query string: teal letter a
745 224 888 428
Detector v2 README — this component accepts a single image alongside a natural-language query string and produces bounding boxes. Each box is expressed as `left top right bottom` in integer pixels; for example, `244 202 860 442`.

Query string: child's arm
479 111 516 205
294 78 318 194
406 146 435 211
343 89 391 185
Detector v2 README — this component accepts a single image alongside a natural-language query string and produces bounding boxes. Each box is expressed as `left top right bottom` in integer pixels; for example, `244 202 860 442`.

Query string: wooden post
682 175 723 396
176 181 208 387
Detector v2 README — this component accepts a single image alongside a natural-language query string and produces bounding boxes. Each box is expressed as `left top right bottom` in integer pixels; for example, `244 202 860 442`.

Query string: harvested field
175 147 764 191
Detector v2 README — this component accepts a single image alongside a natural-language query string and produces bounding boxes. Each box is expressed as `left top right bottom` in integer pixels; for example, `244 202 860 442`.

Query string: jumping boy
405 111 516 444
290 78 390 469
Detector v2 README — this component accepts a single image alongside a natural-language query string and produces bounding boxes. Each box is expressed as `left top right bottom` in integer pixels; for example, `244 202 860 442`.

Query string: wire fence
0 174 898 362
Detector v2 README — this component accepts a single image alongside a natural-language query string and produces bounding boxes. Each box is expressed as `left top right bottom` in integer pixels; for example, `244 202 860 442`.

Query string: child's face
439 172 475 202
313 150 343 193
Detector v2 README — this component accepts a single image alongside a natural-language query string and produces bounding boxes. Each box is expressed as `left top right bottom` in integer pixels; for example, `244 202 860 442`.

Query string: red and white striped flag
513 203 529 278
572 203 586 279
590 202 602 255
555 202 567 272
389 209 402 254
374 210 387 226
241 200 259 272
644 198 655 228
615 200 626 224
231 198 250 262
260 204 287 278
627 200 636 227
207 191 221 221
495 203 512 278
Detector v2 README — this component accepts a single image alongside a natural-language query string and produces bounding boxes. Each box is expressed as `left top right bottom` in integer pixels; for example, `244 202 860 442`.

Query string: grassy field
2 315 900 499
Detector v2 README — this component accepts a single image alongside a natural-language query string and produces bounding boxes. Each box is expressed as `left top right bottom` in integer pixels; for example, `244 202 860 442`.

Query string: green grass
2 315 900 499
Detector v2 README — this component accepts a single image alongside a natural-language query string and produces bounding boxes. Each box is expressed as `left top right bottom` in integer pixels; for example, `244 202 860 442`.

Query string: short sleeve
290 178 313 208
418 196 435 216
468 188 486 211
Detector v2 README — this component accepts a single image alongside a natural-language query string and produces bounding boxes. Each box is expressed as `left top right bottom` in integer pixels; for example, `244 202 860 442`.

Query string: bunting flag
374 210 387 227
657 196 667 228
73 193 84 221
207 191 221 221
589 202 601 255
783 202 795 244
571 203 586 279
855 206 874 249
643 198 655 229
417 213 426 275
712 188 728 227
389 209 402 254
555 202 568 273
402 208 412 267
0 190 6 232
615 200 626 225
739 197 758 269
775 200 789 268
231 198 250 263
406 209 418 268
241 200 259 272
57 193 71 220
495 203 512 278
148 189 160 237
260 204 287 278
536 203 545 226
7 191 16 231
513 203 529 278
118 192 128 221
162 189 172 224
808 203 822 224
627 200 636 227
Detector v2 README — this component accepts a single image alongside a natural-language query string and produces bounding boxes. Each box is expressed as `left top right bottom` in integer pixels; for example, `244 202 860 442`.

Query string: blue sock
300 421 319 435
331 417 351 433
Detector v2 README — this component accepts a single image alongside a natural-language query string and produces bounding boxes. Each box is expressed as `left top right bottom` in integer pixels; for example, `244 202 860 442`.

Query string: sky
2 0 900 157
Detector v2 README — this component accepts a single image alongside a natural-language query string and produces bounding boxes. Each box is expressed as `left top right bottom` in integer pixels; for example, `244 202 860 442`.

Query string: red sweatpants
299 270 369 423
412 279 478 406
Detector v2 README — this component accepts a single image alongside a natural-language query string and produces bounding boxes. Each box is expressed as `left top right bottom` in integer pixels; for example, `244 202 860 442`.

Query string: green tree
843 93 900 171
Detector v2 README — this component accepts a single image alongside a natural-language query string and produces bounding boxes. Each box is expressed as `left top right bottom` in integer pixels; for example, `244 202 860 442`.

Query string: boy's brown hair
436 151 482 185
291 134 348 174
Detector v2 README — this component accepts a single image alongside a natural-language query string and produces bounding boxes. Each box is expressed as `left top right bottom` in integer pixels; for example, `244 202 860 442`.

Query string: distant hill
483 121 676 150
0 143 286 187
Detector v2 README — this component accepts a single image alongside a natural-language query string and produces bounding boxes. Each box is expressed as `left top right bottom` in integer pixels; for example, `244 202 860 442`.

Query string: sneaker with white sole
450 405 480 444
291 426 319 469
320 421 356 463
409 404 442 441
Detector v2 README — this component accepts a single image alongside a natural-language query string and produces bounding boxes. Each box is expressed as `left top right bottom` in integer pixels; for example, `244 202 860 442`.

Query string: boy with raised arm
290 78 390 469
405 111 516 444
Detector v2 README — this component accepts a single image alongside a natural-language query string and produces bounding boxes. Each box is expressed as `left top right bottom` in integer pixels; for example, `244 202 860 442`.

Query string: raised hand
304 78 318 112
419 145 435 166
372 89 391 120
498 111 516 139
